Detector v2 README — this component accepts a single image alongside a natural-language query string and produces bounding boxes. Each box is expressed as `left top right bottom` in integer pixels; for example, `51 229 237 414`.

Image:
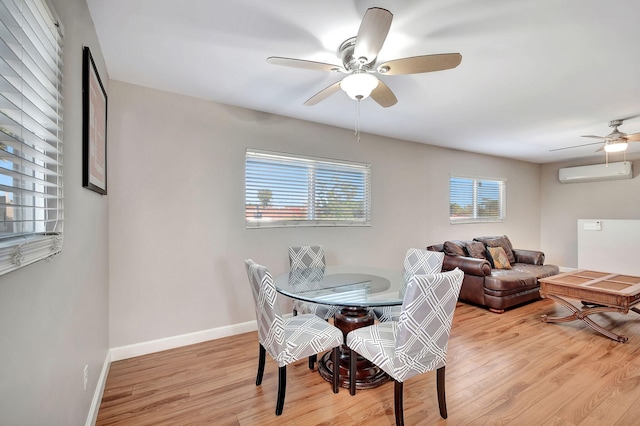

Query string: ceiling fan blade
581 134 608 139
370 80 397 108
596 146 605 152
303 81 342 106
624 132 640 141
376 53 462 75
354 7 393 64
549 141 604 152
267 56 344 73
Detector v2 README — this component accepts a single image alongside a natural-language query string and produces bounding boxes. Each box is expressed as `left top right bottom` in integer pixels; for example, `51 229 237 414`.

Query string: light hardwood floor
96 299 640 425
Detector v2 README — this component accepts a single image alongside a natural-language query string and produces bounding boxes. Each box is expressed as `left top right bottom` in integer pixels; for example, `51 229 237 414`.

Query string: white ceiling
86 0 640 164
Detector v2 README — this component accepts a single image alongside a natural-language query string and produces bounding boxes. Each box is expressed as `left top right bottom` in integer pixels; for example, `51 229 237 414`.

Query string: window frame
449 174 506 224
0 0 64 275
245 149 372 228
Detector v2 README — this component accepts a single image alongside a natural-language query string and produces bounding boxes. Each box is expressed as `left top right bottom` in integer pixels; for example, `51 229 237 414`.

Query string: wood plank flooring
96 299 640 425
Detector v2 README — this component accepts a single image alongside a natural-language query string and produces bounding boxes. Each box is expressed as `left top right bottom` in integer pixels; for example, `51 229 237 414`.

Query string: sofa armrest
512 249 545 265
442 254 492 277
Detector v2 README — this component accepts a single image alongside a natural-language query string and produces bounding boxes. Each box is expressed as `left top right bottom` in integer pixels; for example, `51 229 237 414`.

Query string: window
450 175 505 224
246 149 371 228
0 0 64 275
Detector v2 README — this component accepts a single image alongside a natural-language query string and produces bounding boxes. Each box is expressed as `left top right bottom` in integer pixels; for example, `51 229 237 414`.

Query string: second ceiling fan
551 118 640 153
267 7 462 108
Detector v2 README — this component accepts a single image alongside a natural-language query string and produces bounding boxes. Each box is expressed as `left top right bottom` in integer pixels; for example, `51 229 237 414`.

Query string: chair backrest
403 248 444 276
400 248 445 296
288 245 325 269
394 268 464 381
244 259 285 359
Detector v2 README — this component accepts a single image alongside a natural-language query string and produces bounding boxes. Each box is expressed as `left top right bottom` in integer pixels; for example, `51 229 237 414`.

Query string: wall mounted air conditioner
558 161 633 183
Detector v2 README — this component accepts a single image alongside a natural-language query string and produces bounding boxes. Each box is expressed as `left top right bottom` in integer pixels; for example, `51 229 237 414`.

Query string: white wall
107 81 543 348
541 155 640 267
577 219 640 275
0 0 110 425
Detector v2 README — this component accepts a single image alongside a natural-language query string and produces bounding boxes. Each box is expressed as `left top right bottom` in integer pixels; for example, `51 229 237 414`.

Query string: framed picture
82 46 108 194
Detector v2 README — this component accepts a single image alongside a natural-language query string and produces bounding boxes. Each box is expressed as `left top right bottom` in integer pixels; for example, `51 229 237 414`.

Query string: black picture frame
82 46 108 195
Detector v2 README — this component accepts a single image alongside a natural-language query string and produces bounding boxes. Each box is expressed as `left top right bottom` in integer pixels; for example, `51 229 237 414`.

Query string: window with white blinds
0 0 64 275
246 149 371 228
450 175 505 224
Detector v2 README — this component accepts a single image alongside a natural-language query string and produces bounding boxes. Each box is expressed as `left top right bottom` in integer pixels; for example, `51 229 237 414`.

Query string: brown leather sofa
427 235 559 313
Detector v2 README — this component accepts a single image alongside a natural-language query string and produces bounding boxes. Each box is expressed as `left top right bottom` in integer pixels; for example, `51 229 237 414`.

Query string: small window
450 175 506 224
245 149 371 228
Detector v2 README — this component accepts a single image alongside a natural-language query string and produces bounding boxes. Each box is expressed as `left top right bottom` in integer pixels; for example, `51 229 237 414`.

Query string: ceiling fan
267 7 462 108
551 118 640 153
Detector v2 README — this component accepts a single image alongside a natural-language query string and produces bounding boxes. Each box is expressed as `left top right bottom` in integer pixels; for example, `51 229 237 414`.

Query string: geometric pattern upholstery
346 268 463 424
288 245 341 320
244 259 343 415
373 248 445 322
348 268 462 381
288 245 326 269
245 259 343 367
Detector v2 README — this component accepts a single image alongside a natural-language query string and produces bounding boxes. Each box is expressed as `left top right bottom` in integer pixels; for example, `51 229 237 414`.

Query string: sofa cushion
475 235 516 264
484 269 538 293
465 241 488 260
511 263 560 279
487 246 512 269
443 240 467 256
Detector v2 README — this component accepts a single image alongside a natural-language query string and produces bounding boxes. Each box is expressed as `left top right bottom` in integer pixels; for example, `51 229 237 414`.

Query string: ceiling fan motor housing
339 37 375 71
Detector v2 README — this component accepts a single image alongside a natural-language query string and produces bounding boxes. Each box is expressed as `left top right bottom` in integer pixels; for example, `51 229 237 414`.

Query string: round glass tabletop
274 266 406 307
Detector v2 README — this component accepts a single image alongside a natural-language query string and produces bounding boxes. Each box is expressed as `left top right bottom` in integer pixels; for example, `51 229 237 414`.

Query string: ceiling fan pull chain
355 98 361 142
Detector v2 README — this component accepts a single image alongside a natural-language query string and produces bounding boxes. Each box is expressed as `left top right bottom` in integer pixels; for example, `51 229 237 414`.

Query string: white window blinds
246 149 371 228
0 0 64 275
450 175 505 223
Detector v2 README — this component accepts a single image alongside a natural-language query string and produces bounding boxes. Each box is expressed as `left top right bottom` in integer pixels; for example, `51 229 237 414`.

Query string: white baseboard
86 319 261 424
109 319 258 362
86 352 111 426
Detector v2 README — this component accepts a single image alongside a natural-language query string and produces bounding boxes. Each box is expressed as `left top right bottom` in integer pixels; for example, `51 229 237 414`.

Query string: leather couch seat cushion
484 268 538 292
511 263 560 280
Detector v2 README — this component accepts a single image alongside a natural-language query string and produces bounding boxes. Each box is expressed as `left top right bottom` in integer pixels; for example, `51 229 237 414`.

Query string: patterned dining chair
289 246 342 320
244 259 343 416
373 248 445 322
346 268 464 426
288 245 341 369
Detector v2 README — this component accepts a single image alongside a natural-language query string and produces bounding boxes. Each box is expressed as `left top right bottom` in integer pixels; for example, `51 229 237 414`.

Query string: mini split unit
558 161 633 183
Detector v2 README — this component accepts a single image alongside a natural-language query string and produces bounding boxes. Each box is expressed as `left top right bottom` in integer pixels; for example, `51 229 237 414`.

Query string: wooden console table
539 270 640 343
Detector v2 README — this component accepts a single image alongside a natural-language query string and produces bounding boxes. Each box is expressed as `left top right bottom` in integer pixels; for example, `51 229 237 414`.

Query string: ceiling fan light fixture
604 140 628 153
340 72 379 100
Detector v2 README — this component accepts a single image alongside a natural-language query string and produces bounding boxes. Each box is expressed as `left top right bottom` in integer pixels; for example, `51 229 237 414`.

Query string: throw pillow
465 241 487 260
488 246 512 269
443 240 466 256
480 236 516 264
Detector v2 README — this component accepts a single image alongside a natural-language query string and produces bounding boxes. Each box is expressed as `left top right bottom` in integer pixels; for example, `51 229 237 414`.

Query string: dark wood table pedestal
318 306 390 389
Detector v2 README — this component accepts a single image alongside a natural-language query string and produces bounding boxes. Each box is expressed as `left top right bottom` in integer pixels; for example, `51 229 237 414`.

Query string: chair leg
349 348 357 396
437 366 448 419
394 380 404 426
276 366 286 416
256 344 266 386
332 347 339 393
308 354 317 370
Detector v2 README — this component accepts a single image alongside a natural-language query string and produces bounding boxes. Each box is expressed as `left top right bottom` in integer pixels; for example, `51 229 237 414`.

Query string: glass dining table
274 265 407 389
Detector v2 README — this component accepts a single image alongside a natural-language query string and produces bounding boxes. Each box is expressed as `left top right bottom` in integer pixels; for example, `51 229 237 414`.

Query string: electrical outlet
83 365 88 391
